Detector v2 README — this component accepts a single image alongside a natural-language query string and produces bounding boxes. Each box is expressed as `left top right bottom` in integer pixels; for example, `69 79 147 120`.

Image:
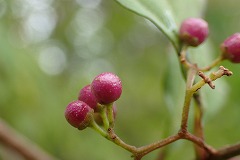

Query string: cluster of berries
65 72 122 130
179 18 240 63
65 18 240 130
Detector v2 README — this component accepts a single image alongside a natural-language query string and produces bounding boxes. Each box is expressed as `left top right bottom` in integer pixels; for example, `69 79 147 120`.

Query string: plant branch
106 103 115 128
90 119 108 137
191 66 233 92
106 128 138 154
99 107 109 130
0 118 57 160
199 56 223 72
193 93 208 159
136 134 181 158
180 89 194 131
209 142 240 160
182 132 217 155
179 45 196 70
186 67 198 89
95 126 181 160
89 39 234 160
180 65 198 131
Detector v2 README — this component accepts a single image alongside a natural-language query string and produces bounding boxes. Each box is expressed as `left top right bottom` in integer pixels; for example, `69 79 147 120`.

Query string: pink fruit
91 72 122 104
221 33 240 63
78 85 98 111
65 100 93 130
179 18 209 47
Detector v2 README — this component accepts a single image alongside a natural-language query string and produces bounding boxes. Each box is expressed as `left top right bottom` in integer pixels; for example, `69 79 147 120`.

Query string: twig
199 56 223 72
193 93 208 159
209 143 240 160
0 118 57 160
182 132 217 155
136 134 181 158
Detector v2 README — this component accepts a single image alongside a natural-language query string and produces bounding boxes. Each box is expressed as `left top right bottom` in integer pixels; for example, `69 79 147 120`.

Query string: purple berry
91 72 122 104
221 33 240 63
179 18 209 47
65 100 93 130
78 85 98 111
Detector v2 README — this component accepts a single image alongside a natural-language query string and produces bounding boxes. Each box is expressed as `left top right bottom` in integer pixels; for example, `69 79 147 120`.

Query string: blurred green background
0 0 240 160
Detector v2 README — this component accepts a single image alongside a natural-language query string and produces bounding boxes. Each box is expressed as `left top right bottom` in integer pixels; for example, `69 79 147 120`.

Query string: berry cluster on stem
64 17 240 160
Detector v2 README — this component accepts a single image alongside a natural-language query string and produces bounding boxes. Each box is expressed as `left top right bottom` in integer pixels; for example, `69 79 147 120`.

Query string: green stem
180 90 194 131
91 121 137 154
191 66 232 93
199 56 223 72
180 67 197 131
106 128 137 154
106 103 114 128
186 68 197 89
90 120 108 138
181 67 232 132
179 45 192 69
193 93 208 159
100 107 109 130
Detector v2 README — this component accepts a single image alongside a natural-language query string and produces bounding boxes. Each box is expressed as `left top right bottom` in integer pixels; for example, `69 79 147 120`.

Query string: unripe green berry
91 72 122 104
65 100 94 130
221 33 240 63
179 18 209 47
78 85 98 111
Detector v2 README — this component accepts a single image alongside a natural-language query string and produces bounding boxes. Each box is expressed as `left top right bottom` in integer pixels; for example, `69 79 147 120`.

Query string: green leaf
116 0 226 119
115 0 207 53
115 0 180 52
168 0 207 25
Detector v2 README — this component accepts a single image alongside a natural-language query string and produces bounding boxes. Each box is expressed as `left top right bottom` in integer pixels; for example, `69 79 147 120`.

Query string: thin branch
193 93 208 159
199 56 223 72
209 143 240 160
183 132 217 155
0 118 57 160
106 103 115 128
180 66 197 131
107 128 137 154
191 66 233 92
99 107 109 130
186 67 198 89
179 45 195 70
136 134 181 158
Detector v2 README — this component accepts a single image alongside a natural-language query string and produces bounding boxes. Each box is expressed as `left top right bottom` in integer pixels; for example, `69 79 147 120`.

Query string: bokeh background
0 0 240 160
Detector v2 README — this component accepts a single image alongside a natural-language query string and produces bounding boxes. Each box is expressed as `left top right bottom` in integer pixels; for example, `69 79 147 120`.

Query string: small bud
179 18 209 47
91 72 122 104
78 85 98 111
65 100 94 130
221 33 240 63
